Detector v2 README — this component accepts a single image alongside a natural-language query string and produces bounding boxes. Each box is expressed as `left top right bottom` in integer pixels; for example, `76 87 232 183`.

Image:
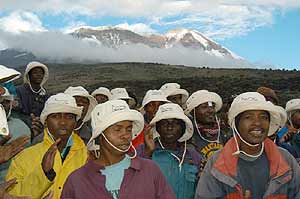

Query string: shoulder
278 146 298 164
134 157 161 172
12 143 45 163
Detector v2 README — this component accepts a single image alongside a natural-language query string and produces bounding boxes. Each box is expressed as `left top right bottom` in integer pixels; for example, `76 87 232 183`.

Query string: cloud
116 23 156 34
0 11 46 34
0 1 300 39
0 30 252 68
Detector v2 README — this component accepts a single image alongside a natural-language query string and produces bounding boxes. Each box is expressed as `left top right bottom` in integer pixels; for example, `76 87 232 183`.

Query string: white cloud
0 30 252 68
0 1 299 39
116 23 156 34
0 11 46 34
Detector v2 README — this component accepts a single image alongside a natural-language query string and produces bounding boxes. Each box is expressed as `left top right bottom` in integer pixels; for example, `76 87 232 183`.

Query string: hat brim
150 112 193 142
88 109 144 147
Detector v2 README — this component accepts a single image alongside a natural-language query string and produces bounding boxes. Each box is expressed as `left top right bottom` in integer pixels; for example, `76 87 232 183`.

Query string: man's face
74 96 90 120
237 110 270 145
0 99 11 116
95 94 108 104
101 120 133 153
167 94 182 106
28 67 44 85
156 119 184 144
194 102 216 124
46 113 77 140
291 110 300 129
144 101 164 122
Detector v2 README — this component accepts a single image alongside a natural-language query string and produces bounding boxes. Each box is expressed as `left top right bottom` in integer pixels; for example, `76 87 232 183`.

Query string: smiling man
6 93 87 199
195 92 300 199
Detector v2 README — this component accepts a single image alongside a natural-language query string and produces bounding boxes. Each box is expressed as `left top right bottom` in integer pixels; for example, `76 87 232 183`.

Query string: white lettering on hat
161 107 173 113
112 105 126 112
240 97 259 102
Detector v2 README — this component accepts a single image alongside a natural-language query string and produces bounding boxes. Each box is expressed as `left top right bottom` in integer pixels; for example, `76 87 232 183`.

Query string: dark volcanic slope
13 62 300 107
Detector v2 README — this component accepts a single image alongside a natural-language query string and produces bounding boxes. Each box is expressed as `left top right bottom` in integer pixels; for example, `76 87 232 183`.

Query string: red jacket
195 138 300 199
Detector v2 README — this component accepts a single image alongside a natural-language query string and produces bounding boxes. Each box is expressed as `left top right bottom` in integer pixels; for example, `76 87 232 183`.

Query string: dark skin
237 110 270 156
42 113 77 173
194 102 216 126
28 67 44 91
167 94 182 107
95 94 108 104
156 119 184 151
94 120 133 167
144 101 164 123
291 110 300 129
74 96 89 128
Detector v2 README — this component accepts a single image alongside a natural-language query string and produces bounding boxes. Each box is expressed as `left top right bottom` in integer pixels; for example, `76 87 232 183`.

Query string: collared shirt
61 157 176 199
47 129 74 160
100 155 131 199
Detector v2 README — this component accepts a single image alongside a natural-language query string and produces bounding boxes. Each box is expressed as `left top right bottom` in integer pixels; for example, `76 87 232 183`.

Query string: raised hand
144 125 156 157
42 139 61 173
30 114 44 139
0 136 30 164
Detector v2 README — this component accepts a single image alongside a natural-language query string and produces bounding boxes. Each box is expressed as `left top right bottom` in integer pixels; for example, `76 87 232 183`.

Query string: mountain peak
69 25 241 60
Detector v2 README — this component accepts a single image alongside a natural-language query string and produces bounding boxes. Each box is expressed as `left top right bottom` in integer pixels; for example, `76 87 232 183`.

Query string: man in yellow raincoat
6 93 88 199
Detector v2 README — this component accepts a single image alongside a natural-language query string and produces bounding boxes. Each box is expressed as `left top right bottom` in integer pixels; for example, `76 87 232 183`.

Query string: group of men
0 61 300 199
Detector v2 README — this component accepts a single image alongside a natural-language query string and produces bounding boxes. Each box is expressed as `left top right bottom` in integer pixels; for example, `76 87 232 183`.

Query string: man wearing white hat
132 90 169 148
64 86 97 144
61 100 175 199
139 103 202 199
6 93 88 199
91 87 111 104
185 90 229 165
16 61 49 118
160 83 189 108
195 92 300 199
284 99 300 160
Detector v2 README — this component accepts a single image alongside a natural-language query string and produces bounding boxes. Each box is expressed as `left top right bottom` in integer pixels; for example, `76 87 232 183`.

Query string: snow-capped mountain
71 26 242 60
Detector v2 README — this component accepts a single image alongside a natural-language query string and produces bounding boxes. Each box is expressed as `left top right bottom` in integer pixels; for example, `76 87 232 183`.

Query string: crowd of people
0 61 300 199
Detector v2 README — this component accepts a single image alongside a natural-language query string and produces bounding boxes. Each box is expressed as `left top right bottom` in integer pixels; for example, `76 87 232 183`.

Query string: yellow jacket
6 130 88 199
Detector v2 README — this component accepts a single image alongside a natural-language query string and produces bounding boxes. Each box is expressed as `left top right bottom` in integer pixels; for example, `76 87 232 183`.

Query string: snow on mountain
71 26 241 60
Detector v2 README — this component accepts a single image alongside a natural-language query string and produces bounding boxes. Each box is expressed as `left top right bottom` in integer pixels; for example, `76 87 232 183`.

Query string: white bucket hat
141 90 170 109
285 99 300 126
40 93 83 124
110 88 132 100
160 83 189 104
64 86 97 122
0 104 9 136
91 87 112 100
185 90 223 114
0 65 21 83
286 99 300 113
23 61 49 87
228 92 287 137
88 100 144 151
150 103 193 142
